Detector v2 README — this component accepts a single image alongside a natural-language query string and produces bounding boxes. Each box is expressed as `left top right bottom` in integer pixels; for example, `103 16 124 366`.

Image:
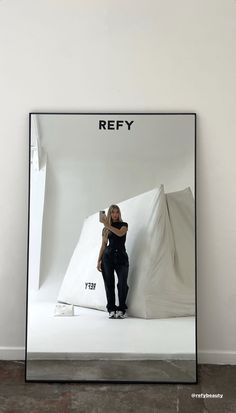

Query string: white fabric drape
57 185 195 318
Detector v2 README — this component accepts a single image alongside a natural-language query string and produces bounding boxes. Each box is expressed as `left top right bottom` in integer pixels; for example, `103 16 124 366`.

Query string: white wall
0 0 235 363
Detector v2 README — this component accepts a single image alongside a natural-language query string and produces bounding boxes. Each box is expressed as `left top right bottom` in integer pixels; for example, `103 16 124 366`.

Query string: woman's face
111 208 119 221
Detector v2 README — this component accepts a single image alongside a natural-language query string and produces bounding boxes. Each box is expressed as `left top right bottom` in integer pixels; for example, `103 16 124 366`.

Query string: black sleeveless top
107 221 128 251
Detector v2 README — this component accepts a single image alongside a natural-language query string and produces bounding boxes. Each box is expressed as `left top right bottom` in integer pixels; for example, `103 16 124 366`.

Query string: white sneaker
116 311 126 319
108 311 116 319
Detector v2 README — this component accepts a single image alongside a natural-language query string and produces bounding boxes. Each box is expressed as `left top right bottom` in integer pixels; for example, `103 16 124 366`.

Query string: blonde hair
102 204 123 238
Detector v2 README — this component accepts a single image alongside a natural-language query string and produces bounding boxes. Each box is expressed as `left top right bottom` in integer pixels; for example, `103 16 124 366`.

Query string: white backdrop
35 113 194 291
0 0 236 363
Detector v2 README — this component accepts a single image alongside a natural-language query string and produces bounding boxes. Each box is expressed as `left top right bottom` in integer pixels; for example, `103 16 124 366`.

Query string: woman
97 204 129 319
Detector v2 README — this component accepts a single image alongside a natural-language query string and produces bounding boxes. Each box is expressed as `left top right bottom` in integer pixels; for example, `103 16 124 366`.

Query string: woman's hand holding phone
99 211 108 226
99 210 106 223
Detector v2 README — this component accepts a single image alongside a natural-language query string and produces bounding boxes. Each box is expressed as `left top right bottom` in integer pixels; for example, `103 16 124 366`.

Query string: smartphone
99 210 106 222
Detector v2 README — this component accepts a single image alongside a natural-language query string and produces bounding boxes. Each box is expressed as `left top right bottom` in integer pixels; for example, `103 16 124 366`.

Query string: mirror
26 112 197 383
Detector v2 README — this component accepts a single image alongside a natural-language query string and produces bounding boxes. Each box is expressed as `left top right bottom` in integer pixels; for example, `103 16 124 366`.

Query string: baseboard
27 352 196 361
198 350 236 365
0 347 25 360
1 347 236 365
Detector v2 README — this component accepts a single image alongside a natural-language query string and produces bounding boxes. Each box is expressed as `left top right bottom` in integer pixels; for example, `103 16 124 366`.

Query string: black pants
101 246 129 313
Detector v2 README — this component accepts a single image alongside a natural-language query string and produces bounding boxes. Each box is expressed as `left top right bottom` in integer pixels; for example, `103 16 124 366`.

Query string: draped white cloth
57 185 195 318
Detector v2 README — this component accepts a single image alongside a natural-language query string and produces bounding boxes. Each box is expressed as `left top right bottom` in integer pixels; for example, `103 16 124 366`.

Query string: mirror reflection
26 113 196 382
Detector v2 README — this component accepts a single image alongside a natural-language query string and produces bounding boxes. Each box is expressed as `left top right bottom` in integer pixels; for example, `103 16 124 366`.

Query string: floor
27 300 195 356
0 361 235 412
26 300 196 382
26 359 196 382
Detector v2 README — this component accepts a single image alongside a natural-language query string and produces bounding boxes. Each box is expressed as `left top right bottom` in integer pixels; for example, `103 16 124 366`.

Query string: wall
0 0 235 362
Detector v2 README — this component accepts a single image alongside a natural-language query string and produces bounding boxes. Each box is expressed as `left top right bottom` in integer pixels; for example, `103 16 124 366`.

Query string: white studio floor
27 289 196 360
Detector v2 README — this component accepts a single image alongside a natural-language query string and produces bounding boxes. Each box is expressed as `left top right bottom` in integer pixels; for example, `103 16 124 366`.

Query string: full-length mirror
26 112 197 382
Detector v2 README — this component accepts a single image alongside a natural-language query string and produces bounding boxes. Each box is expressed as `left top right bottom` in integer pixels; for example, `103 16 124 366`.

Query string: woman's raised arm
97 230 108 271
104 222 128 237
